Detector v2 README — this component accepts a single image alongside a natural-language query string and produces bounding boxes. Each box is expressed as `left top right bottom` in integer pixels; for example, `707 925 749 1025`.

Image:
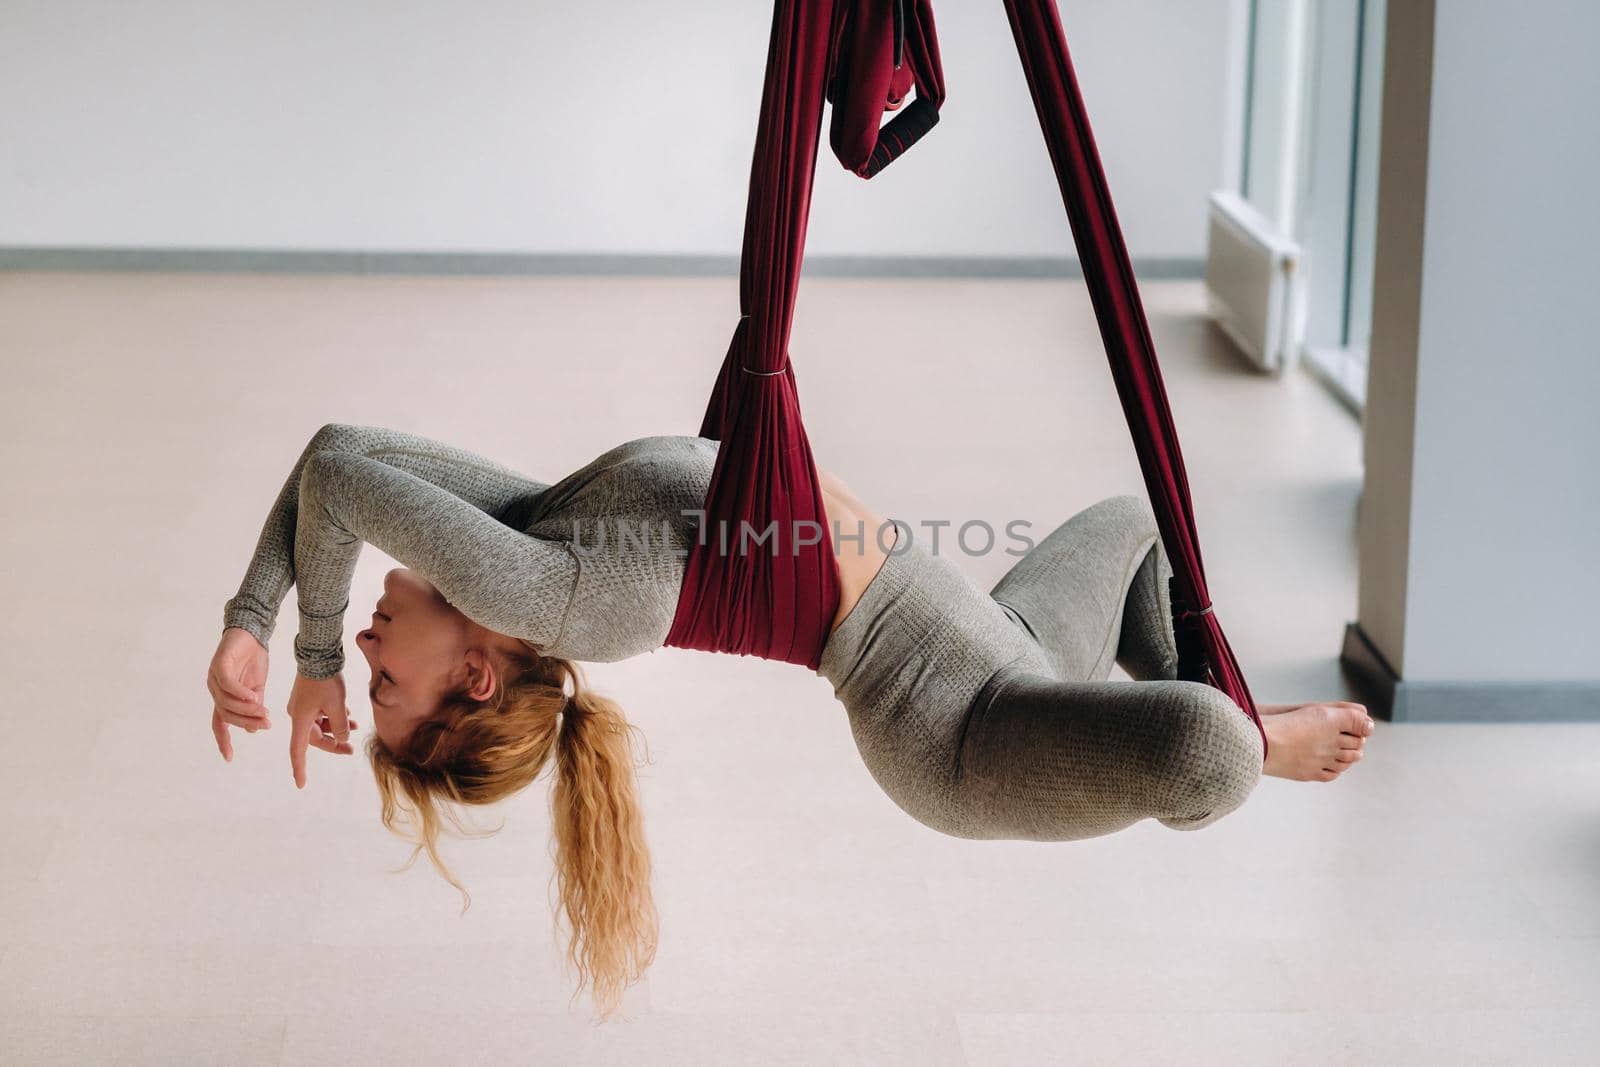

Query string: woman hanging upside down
206 422 1374 1017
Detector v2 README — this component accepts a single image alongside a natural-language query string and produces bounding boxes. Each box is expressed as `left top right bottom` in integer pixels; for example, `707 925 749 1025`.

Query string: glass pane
1343 0 1387 355
1241 0 1308 231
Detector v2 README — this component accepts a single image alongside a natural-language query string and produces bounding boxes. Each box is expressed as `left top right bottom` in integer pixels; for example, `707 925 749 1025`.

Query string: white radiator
1203 190 1305 373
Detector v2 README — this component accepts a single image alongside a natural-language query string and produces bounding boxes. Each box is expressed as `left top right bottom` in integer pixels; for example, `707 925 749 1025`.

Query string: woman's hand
285 672 360 790
208 626 272 763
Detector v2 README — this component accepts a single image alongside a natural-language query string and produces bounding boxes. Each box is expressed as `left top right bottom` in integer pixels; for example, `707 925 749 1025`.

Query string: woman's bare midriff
817 467 897 633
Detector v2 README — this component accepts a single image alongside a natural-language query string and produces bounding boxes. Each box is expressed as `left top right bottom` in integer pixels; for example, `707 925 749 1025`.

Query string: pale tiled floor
0 271 1595 1065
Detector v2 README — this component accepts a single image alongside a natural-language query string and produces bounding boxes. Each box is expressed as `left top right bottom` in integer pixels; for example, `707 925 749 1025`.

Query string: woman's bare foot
1258 701 1374 782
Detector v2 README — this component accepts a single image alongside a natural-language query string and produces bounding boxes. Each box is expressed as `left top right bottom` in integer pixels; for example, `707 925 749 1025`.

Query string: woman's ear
461 647 499 702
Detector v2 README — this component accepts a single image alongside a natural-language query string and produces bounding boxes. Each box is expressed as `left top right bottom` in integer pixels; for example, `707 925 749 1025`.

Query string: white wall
0 0 1233 260
1402 0 1600 682
1359 0 1600 692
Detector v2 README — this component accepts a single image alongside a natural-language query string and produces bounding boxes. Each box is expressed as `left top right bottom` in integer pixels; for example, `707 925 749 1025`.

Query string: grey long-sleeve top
221 423 719 679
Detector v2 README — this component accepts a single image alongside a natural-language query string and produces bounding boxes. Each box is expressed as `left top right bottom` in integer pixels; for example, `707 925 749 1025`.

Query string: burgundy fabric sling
664 0 944 670
664 0 1266 759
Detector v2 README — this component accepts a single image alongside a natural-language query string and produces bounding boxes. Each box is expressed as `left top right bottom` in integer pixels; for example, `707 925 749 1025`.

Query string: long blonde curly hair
365 641 656 1020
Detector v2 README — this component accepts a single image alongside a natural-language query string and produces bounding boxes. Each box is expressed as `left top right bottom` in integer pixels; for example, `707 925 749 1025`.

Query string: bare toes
1336 704 1373 737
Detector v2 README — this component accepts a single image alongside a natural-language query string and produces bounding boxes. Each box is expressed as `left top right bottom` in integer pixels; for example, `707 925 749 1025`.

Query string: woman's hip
816 534 1045 711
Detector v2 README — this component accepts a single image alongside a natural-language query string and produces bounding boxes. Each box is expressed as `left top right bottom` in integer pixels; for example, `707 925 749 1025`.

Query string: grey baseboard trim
1339 621 1600 722
0 246 1203 281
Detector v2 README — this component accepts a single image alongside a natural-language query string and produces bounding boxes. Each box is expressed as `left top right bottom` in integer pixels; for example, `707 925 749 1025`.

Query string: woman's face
355 568 473 750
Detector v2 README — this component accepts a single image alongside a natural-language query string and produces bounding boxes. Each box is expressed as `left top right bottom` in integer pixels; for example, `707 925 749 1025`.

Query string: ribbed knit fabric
222 423 716 679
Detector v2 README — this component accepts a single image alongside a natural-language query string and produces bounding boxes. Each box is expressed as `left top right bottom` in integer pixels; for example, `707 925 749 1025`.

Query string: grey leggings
816 496 1264 840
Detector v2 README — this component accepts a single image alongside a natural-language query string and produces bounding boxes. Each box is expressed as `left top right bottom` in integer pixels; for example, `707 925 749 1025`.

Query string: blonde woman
205 423 1373 1017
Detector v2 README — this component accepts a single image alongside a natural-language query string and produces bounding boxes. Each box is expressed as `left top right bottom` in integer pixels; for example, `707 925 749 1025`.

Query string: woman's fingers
222 695 269 722
212 708 233 762
321 703 353 743
208 674 270 724
311 732 355 755
290 716 314 789
291 718 357 786
218 707 272 732
312 717 357 753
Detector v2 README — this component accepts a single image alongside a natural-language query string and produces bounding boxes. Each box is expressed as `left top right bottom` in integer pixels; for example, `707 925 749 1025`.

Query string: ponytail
366 646 657 1022
549 665 658 1019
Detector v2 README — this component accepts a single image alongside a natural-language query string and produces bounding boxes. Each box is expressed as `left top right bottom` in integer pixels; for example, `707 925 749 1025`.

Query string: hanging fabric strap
663 0 945 670
998 0 1266 755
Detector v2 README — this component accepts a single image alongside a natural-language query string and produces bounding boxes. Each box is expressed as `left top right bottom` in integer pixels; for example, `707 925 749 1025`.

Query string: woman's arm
222 422 563 677
290 448 579 677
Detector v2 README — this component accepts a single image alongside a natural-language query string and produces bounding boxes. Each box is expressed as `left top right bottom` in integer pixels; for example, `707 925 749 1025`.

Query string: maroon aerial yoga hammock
663 0 1267 757
663 0 944 669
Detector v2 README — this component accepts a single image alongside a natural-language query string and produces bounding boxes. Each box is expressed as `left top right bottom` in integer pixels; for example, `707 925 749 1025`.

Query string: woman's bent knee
1084 494 1158 541
1156 683 1264 831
